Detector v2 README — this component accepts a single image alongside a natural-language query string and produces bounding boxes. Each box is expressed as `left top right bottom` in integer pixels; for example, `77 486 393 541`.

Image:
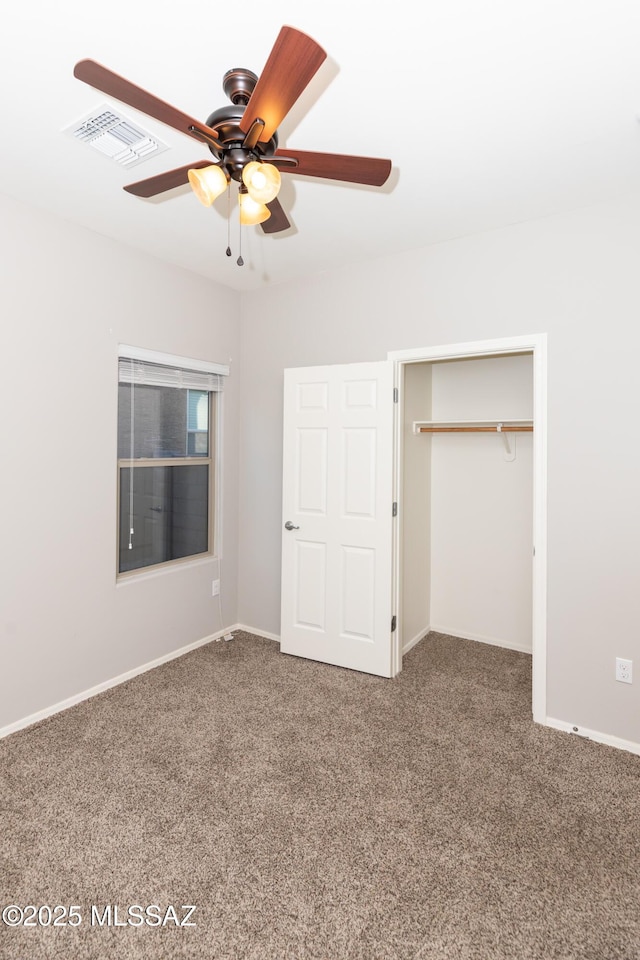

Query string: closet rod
416 426 534 433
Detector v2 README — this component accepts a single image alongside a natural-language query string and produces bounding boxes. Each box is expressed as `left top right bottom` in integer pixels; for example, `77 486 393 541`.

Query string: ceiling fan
73 25 392 250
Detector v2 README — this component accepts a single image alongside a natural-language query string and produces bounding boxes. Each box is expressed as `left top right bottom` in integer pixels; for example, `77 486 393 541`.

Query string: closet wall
402 353 534 655
401 362 432 651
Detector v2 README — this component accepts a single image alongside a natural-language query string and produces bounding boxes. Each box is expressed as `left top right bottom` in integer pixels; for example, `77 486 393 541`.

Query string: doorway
389 334 547 722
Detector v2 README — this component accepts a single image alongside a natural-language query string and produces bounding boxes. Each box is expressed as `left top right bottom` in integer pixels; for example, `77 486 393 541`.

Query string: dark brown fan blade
239 26 326 143
123 161 212 198
73 60 217 143
261 197 291 234
273 149 392 186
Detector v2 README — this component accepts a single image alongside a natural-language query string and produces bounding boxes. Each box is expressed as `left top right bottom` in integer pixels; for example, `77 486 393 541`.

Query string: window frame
116 345 228 581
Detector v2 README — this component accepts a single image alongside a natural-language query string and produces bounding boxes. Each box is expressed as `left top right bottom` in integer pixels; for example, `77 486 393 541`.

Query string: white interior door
280 361 396 677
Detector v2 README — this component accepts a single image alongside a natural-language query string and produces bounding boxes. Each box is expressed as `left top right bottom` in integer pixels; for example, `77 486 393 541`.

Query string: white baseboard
0 625 235 741
402 628 430 655
544 716 640 757
4 627 638 762
235 623 281 643
428 624 533 655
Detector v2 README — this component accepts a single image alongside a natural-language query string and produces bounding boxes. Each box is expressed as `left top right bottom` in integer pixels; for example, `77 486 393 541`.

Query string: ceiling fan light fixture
242 160 281 204
188 164 228 206
238 188 271 225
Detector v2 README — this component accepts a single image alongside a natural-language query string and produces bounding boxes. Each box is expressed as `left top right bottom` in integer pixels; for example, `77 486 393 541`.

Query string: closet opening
390 336 547 721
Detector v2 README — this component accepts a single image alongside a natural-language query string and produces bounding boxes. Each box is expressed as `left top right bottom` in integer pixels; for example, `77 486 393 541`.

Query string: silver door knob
284 521 300 530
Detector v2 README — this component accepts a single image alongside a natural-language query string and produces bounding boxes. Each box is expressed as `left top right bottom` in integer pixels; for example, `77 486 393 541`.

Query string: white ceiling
3 0 640 292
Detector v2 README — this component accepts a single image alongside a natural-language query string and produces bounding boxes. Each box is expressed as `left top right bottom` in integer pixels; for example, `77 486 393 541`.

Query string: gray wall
429 355 533 650
0 191 241 730
238 191 640 747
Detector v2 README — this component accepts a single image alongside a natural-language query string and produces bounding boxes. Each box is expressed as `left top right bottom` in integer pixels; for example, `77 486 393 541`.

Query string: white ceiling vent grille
65 105 169 169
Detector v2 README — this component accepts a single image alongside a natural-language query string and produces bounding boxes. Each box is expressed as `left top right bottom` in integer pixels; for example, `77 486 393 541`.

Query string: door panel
343 428 376 517
341 546 375 640
294 540 327 631
296 429 328 514
281 361 395 677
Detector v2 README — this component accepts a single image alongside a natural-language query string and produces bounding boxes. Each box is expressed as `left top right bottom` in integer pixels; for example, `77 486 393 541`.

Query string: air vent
65 105 169 168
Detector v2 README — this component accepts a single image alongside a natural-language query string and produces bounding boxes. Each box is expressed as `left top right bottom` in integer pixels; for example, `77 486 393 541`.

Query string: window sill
116 554 218 587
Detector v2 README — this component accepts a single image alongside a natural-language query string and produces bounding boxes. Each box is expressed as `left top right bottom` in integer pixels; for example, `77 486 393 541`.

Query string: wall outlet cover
615 657 632 684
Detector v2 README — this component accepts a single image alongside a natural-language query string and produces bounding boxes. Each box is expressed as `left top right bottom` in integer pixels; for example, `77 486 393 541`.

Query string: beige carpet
1 631 639 960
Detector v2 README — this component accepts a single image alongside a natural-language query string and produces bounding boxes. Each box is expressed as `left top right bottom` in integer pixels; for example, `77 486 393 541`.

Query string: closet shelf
413 419 533 435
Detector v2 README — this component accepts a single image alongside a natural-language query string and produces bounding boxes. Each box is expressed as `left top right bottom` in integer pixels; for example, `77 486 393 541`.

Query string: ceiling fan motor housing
205 68 279 182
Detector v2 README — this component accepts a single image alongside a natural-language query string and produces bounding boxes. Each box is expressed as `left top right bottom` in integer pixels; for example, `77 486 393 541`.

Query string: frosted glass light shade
188 165 228 206
239 190 271 225
242 161 281 204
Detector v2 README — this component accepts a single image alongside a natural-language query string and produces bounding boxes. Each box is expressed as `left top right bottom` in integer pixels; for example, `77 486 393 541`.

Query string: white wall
238 191 640 747
400 363 431 651
428 355 533 650
0 192 241 731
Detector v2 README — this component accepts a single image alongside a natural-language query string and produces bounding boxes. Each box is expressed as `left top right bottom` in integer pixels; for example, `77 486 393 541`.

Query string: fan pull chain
237 195 244 266
225 184 232 257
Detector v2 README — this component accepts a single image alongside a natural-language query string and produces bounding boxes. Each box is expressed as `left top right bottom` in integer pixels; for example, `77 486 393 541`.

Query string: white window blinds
118 358 225 392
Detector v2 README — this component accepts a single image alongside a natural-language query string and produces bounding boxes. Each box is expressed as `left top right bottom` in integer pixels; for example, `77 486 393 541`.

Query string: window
117 350 227 576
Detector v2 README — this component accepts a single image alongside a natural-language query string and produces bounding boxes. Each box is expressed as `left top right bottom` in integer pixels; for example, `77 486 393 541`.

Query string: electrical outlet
615 657 632 684
211 579 220 597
